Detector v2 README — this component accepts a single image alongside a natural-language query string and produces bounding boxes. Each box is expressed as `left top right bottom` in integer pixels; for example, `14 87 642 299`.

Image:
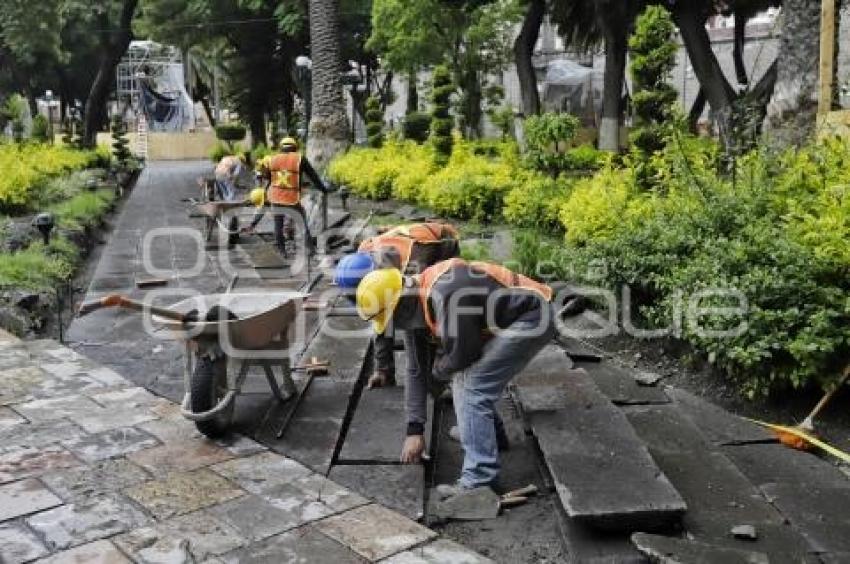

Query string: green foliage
110 116 131 164
523 112 582 174
328 140 435 201
503 174 573 231
0 239 76 291
215 124 247 143
628 5 678 166
460 240 492 261
429 65 454 163
402 111 432 143
48 189 115 231
250 144 273 166
3 95 28 141
488 105 514 140
365 97 384 148
209 142 245 164
31 115 50 143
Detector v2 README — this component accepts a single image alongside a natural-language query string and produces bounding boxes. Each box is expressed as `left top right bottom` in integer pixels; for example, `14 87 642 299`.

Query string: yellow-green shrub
504 175 573 231
328 140 433 201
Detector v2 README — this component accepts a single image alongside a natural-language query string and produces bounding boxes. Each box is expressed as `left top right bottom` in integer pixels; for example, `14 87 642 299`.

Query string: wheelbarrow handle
77 294 192 322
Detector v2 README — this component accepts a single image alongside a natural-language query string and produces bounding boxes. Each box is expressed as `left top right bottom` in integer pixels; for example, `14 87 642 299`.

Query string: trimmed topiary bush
110 116 132 165
365 97 384 148
429 65 454 163
31 115 50 143
402 111 431 143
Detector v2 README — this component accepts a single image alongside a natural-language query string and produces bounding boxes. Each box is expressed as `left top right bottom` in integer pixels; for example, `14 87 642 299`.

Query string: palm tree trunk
306 0 350 171
764 0 821 147
514 0 545 116
597 0 628 152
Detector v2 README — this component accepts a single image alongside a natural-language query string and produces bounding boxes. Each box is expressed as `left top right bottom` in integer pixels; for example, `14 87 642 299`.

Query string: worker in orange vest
355 259 556 498
244 137 327 254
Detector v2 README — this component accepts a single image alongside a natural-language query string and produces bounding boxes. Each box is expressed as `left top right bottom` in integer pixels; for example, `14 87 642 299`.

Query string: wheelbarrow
78 292 307 438
195 200 248 246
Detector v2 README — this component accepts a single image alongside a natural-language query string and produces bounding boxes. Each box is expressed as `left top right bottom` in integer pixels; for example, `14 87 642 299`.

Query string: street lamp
44 90 55 144
295 56 312 139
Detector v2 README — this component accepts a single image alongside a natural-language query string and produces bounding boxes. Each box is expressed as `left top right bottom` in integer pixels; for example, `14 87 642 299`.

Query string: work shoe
447 424 510 451
367 370 396 388
435 481 478 500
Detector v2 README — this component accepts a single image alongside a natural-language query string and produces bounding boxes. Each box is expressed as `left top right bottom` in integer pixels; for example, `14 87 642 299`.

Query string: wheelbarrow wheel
191 355 233 438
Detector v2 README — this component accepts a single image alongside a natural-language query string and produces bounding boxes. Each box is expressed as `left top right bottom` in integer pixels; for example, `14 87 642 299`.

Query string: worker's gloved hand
367 370 396 389
240 226 254 234
400 435 426 464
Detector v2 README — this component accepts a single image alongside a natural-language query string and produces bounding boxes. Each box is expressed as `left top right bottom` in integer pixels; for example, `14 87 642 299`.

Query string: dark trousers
374 332 396 376
272 203 310 254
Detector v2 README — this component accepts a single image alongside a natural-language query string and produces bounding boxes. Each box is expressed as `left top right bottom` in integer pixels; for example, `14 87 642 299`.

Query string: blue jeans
452 308 555 488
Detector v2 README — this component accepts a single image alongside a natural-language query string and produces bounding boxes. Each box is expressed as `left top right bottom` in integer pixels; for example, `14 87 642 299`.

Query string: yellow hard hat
279 137 297 150
248 187 265 207
356 268 403 334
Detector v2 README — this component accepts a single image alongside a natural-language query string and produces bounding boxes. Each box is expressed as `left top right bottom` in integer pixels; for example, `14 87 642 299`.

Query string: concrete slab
62 427 160 463
760 483 850 553
329 465 425 520
41 458 151 501
0 418 88 450
0 445 81 484
36 539 132 563
577 361 671 405
126 438 235 477
665 388 772 445
125 468 245 520
115 511 246 561
219 525 366 564
521 370 685 531
0 521 49 562
383 539 495 564
26 494 149 551
315 503 436 561
624 404 713 455
210 452 313 495
0 478 62 521
631 533 770 564
339 386 407 460
721 442 850 489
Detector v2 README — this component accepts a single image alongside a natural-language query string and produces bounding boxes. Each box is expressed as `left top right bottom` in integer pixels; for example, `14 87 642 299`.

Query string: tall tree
514 0 545 116
306 0 350 170
82 0 138 147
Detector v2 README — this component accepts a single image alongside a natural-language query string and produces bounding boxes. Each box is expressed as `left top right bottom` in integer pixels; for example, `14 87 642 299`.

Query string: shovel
77 294 200 323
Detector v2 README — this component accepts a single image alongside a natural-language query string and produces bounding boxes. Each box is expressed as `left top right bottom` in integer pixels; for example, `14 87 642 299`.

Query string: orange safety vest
414 258 553 337
266 152 302 206
358 222 459 272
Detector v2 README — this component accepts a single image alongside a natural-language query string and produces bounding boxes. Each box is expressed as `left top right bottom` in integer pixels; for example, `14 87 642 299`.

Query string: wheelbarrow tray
195 200 248 218
153 292 308 351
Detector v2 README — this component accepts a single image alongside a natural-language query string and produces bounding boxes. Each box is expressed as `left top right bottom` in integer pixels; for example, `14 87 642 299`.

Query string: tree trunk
672 1 735 145
514 0 545 116
764 0 821 147
306 0 350 171
248 110 266 148
82 0 137 148
406 70 418 113
597 0 628 152
688 87 706 133
733 9 752 85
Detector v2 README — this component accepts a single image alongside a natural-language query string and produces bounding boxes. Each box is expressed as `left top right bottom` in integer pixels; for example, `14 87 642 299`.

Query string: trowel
430 484 538 521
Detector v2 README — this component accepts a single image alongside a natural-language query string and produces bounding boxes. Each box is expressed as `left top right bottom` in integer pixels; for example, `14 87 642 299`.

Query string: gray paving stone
0 445 81 484
41 459 152 501
382 539 495 564
0 346 34 373
115 511 246 562
86 366 131 387
0 521 49 563
213 434 267 457
126 438 234 477
90 387 162 409
208 493 310 541
68 406 158 434
314 503 436 561
210 452 313 495
35 539 132 563
219 525 366 564
289 473 369 513
254 482 336 527
577 361 671 405
126 468 245 520
631 533 770 564
624 404 713 455
26 494 149 551
520 369 685 531
760 483 850 554
0 365 48 405
13 395 102 423
0 418 87 450
62 427 159 463
329 465 424 520
137 417 201 443
665 387 773 445
339 386 408 460
0 478 62 521
722 442 850 489
0 406 25 428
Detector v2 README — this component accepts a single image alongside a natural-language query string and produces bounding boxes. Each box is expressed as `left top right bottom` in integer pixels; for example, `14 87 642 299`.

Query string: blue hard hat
334 252 376 289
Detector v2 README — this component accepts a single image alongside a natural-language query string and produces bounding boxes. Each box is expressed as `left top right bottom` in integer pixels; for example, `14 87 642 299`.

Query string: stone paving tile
86 366 131 387
68 406 158 434
0 445 81 484
314 504 436 561
0 478 62 521
0 419 86 451
115 510 246 562
210 452 313 495
289 473 369 513
137 416 201 443
127 438 235 477
214 435 268 457
61 427 160 463
0 521 49 563
207 493 307 541
90 387 162 409
219 525 366 564
0 365 48 405
40 459 150 503
26 494 149 551
257 482 336 526
13 395 102 423
125 468 245 520
382 539 495 564
0 406 25 429
0 347 35 372
35 539 132 563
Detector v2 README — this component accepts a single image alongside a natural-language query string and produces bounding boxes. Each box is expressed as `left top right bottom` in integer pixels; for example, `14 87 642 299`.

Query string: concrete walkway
0 328 490 563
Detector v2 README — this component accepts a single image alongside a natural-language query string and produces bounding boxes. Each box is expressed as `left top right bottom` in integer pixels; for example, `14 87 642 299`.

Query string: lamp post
44 90 55 144
295 56 312 140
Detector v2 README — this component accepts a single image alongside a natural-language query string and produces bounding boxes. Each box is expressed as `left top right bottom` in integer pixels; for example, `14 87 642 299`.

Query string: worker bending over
213 153 249 201
245 137 326 254
335 222 460 388
356 259 554 496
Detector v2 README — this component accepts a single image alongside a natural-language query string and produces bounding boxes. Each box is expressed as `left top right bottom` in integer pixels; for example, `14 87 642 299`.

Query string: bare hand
367 372 396 389
240 226 254 234
400 435 426 464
